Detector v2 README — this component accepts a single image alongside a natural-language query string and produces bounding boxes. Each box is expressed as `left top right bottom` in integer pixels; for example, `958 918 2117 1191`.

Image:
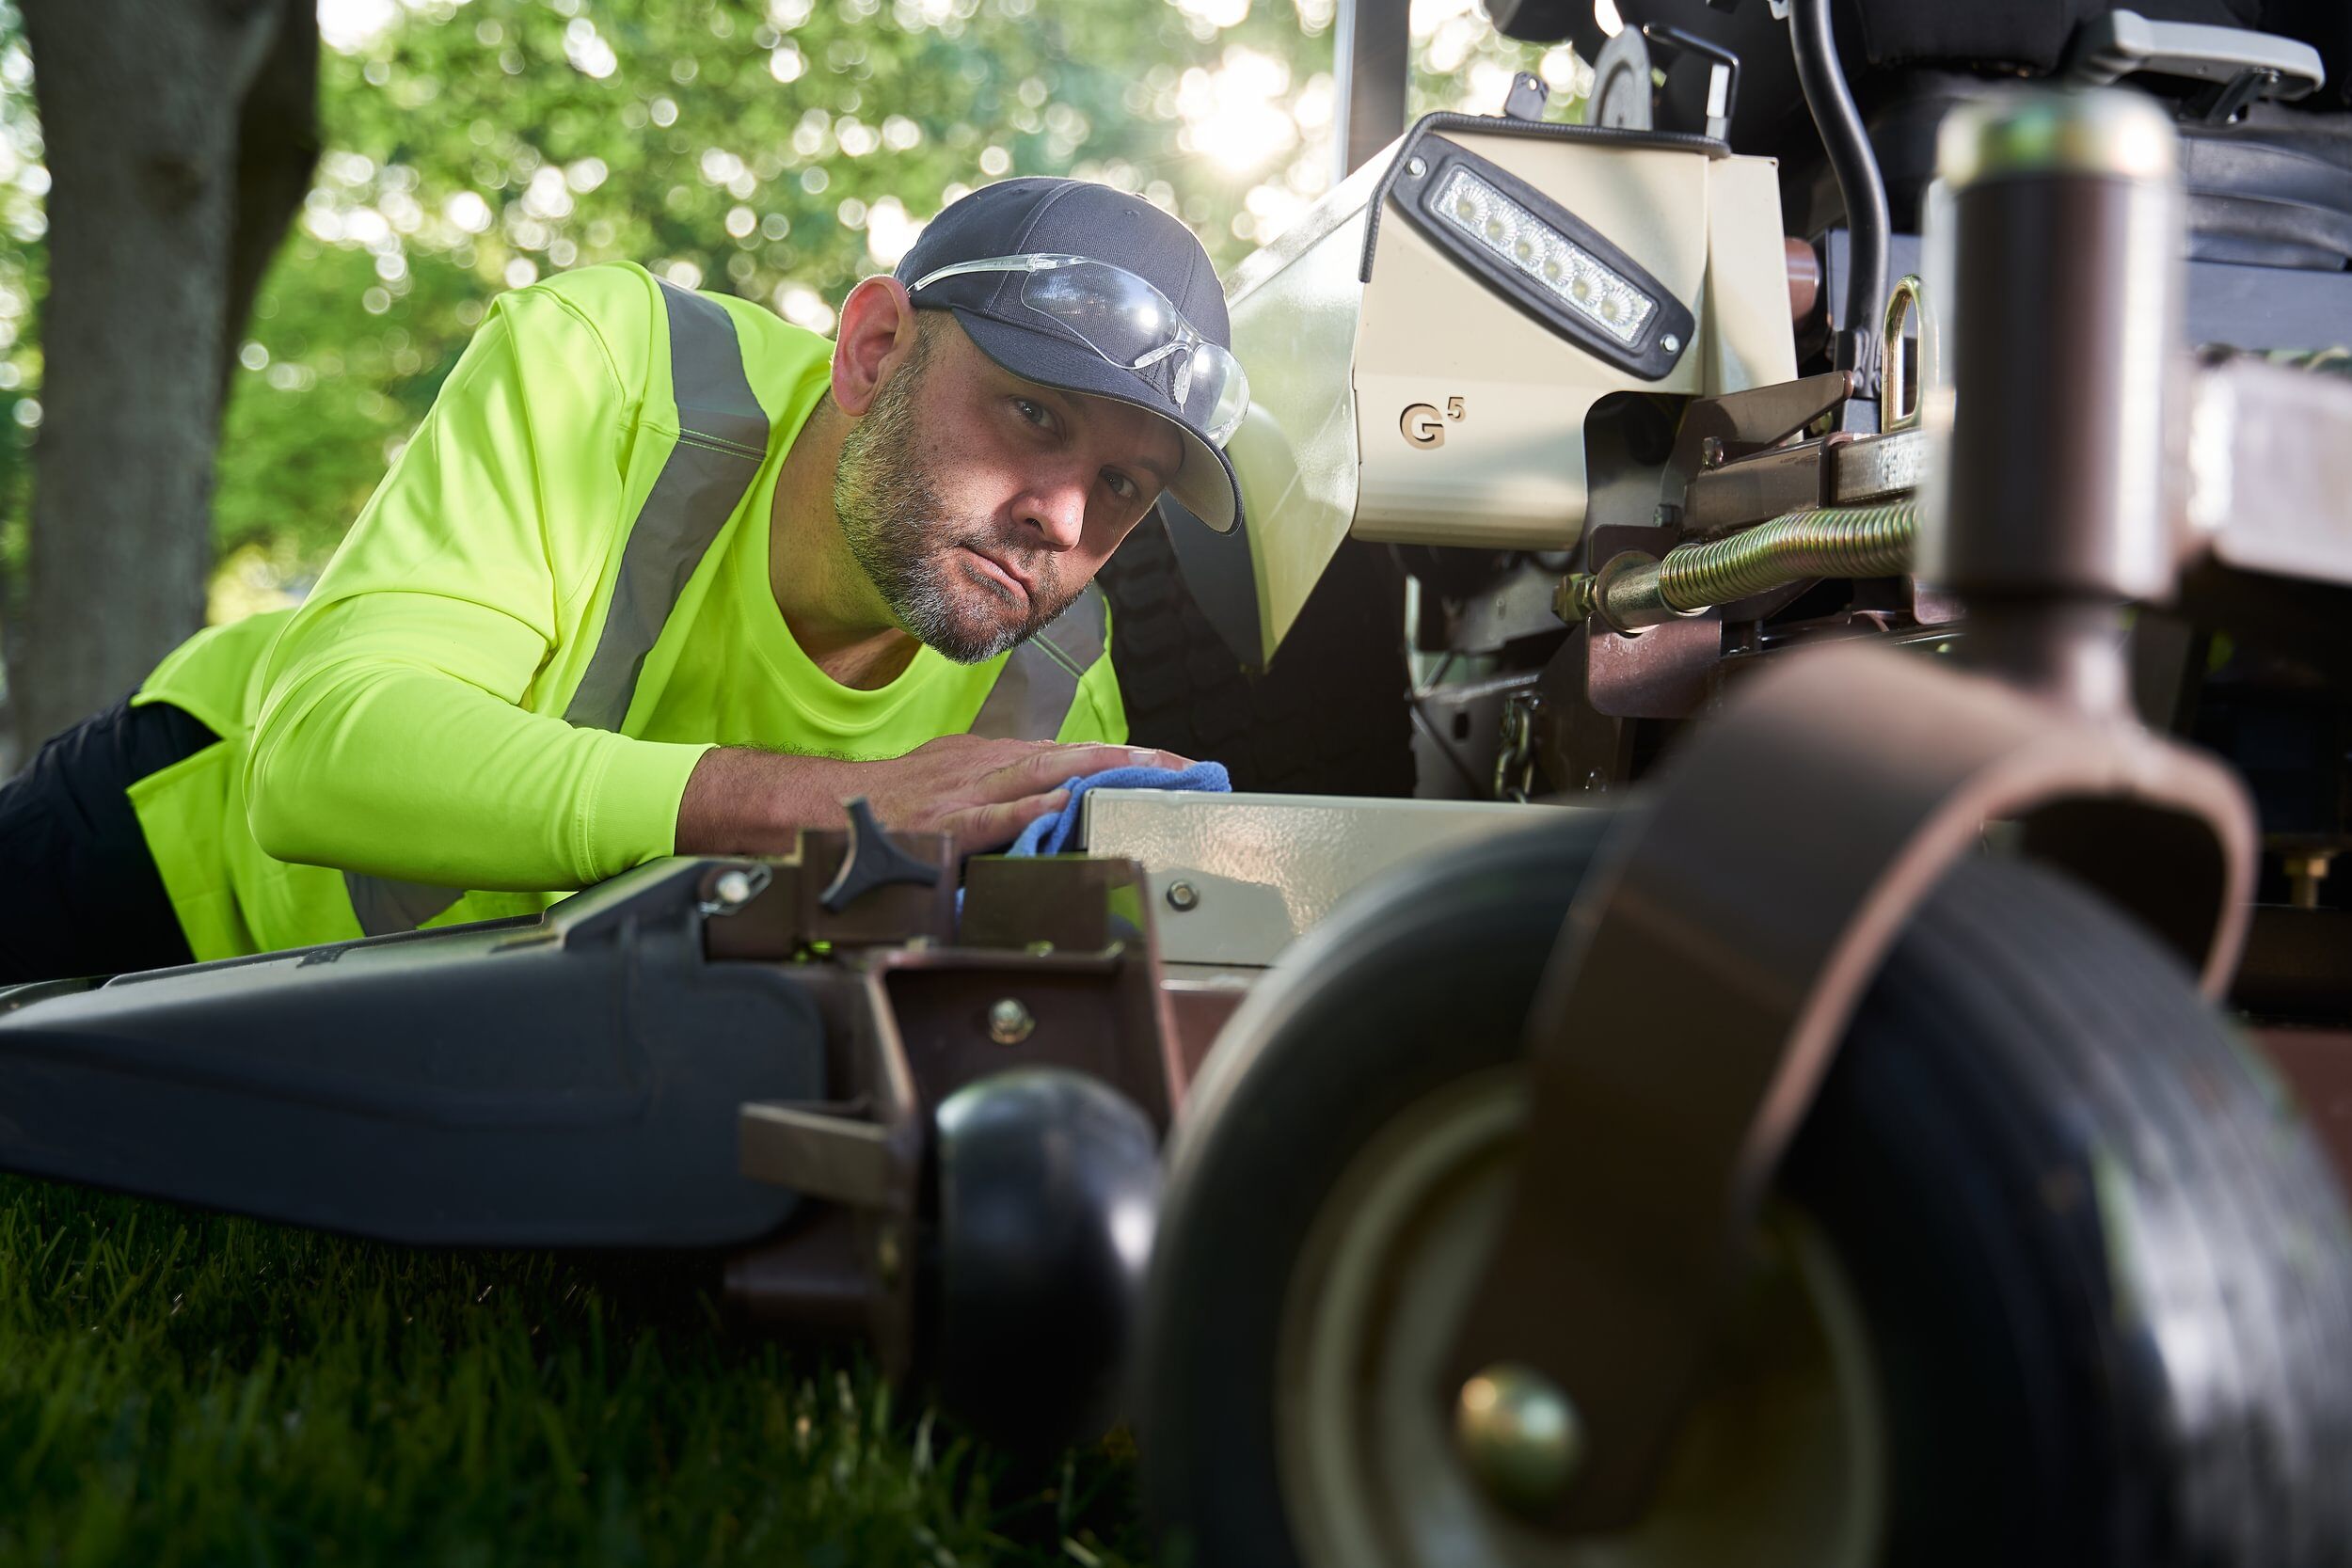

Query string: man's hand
677 736 1194 859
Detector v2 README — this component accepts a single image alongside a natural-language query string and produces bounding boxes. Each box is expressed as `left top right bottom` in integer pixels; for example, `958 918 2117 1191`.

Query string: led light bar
1433 166 1657 347
1385 133 1695 381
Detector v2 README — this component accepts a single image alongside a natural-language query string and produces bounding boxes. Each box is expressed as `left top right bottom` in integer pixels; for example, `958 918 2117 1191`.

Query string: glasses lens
1193 344 1249 447
1010 258 1249 448
1020 261 1177 367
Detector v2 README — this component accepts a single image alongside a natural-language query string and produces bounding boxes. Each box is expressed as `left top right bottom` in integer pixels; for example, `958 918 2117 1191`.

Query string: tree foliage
1 0 1579 631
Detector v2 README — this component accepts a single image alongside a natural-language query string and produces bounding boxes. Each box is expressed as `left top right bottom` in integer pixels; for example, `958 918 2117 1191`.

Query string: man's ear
830 276 920 419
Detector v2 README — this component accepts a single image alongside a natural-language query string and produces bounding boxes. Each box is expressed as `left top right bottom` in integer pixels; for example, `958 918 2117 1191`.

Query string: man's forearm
675 747 858 855
678 734 1193 860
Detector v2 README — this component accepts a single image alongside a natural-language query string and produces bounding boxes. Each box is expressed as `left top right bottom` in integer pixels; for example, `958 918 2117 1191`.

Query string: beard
832 331 1079 665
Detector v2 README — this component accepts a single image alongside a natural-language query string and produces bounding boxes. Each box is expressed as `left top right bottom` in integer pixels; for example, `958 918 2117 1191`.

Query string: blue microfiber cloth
1009 761 1232 857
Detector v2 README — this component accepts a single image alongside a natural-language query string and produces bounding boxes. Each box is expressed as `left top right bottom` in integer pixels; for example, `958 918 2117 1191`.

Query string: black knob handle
818 796 943 913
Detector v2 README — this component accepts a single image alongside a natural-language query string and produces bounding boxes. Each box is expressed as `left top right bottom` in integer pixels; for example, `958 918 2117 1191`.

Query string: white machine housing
1214 118 1797 665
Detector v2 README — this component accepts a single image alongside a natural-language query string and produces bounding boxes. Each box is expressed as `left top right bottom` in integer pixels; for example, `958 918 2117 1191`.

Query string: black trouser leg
0 697 218 984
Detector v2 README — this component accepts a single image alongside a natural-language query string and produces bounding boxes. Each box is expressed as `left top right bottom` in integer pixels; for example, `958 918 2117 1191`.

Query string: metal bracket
739 1099 896 1208
1442 641 2254 1532
1643 24 1741 142
1502 70 1549 122
1657 371 1852 528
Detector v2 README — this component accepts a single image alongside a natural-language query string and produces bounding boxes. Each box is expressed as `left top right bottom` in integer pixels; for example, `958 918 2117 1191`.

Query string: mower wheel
1139 820 2352 1568
930 1068 1160 1452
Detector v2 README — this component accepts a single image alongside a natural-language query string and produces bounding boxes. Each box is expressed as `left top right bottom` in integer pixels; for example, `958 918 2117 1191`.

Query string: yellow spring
1656 500 1918 612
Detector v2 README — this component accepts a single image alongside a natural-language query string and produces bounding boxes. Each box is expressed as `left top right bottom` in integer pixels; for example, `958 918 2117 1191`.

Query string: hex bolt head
987 998 1035 1045
1165 879 1200 912
1406 155 1427 178
1661 332 1683 355
713 868 755 907
1554 574 1597 625
1454 1363 1585 1513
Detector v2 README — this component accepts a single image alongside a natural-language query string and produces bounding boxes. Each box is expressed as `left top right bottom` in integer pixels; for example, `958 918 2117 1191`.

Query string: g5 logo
1400 396 1467 449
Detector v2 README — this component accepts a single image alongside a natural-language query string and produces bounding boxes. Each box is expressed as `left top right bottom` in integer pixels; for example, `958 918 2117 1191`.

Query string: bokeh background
0 0 1584 670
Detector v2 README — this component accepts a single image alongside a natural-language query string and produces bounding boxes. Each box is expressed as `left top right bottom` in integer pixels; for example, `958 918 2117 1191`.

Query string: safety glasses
908 252 1250 448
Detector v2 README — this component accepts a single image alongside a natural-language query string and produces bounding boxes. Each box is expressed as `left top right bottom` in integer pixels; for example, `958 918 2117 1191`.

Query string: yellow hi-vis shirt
127 261 1124 961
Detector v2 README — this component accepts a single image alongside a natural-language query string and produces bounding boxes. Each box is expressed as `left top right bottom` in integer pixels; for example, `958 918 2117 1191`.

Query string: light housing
1392 135 1694 381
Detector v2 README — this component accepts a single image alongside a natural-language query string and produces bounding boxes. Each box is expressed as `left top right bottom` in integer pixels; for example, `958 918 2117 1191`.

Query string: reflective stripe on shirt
968 583 1109 740
345 279 766 937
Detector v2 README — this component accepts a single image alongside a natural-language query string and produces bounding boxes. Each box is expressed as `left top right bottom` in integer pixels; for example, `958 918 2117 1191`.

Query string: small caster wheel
930 1067 1160 1451
1140 813 2352 1568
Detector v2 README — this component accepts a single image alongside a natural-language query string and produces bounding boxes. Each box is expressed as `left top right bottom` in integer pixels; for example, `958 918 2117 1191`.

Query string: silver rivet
1661 333 1682 354
1455 1363 1585 1512
1165 880 1200 911
714 869 755 907
1406 156 1426 179
987 998 1034 1045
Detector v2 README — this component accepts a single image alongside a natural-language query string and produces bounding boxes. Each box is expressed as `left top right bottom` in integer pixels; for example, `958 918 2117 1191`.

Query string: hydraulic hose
1564 500 1918 633
1789 0 1889 388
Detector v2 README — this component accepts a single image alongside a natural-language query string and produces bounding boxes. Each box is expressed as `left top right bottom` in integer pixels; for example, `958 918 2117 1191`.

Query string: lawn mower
7 2 2352 1565
1120 2 2352 1563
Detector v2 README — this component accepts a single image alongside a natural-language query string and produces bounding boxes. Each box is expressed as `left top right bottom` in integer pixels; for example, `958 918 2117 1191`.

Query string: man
0 177 1248 983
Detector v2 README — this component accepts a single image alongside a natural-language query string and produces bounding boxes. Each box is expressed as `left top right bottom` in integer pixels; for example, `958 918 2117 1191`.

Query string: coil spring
1656 499 1918 612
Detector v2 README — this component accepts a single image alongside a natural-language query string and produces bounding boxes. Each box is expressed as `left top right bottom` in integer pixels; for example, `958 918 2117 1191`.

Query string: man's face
833 312 1184 664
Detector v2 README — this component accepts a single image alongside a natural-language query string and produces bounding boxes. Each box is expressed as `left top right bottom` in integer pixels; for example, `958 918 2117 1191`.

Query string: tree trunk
223 1 320 413
11 0 316 753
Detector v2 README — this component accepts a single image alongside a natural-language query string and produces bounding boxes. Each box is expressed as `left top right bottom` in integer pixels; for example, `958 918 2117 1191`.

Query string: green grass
0 1176 1152 1567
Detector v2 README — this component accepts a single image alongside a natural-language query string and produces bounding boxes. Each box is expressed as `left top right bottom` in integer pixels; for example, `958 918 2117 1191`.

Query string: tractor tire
1099 514 1414 796
1140 816 2352 1568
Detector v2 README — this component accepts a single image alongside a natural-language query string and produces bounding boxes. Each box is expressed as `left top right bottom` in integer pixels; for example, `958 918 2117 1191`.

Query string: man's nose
1019 473 1089 552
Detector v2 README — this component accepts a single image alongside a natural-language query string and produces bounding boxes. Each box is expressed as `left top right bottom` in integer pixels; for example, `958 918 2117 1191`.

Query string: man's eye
1105 471 1139 502
1013 398 1053 430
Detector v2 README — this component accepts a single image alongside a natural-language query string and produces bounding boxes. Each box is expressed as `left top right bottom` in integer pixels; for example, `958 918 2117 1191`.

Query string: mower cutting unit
9 2 2352 1565
0 811 1195 1447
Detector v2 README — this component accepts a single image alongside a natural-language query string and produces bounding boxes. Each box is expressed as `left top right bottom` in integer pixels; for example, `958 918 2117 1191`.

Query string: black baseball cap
895 178 1245 532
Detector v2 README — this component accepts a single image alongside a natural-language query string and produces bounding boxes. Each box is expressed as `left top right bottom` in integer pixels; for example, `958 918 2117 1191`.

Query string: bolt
2287 850 2335 911
713 868 755 907
1454 1363 1585 1513
1553 574 1596 625
987 997 1035 1045
1698 435 1724 468
1165 879 1200 912
1406 155 1427 179
1661 332 1682 355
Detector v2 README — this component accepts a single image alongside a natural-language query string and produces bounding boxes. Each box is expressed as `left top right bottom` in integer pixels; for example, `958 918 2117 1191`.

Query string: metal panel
1221 201 1375 663
1079 788 1578 967
1352 132 1793 550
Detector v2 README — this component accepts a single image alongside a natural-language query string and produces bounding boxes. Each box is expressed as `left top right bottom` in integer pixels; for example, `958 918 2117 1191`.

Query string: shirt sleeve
244 278 713 892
